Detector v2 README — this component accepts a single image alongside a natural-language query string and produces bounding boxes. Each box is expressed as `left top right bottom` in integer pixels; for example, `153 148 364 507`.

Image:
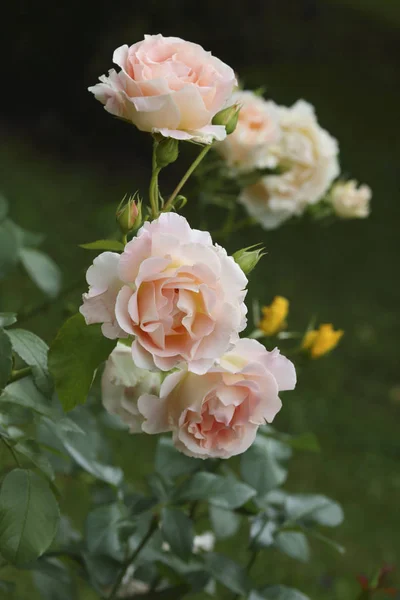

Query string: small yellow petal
302 323 344 359
259 296 289 336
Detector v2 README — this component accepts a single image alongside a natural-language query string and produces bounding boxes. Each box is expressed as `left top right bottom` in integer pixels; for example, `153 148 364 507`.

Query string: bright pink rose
138 339 296 459
79 252 126 339
115 213 248 374
89 34 237 144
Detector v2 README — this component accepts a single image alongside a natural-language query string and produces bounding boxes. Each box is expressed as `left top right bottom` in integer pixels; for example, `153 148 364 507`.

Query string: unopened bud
155 137 179 169
212 104 241 135
232 244 265 275
116 194 142 234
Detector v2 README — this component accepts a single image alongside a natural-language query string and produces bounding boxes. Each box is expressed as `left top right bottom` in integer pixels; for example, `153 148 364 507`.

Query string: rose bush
89 34 237 144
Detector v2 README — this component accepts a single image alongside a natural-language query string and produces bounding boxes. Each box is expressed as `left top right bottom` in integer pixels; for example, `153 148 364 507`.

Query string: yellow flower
302 324 344 359
259 296 289 336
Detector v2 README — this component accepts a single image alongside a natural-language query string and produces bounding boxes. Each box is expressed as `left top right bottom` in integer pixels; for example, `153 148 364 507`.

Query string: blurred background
1 0 400 597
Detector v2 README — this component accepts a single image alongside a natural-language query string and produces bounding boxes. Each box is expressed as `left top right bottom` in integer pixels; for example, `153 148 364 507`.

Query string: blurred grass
1 2 400 598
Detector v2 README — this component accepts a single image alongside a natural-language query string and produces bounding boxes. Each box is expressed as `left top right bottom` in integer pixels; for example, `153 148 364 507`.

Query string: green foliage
240 435 291 496
5 328 52 395
204 552 251 595
48 313 116 411
177 472 256 509
0 328 12 390
0 469 59 565
80 239 125 251
1 378 56 418
85 502 128 560
161 507 194 561
274 531 310 563
19 248 62 298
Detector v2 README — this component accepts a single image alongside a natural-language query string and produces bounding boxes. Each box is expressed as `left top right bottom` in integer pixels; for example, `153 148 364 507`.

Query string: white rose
216 90 281 172
102 342 161 432
330 180 371 219
239 100 340 229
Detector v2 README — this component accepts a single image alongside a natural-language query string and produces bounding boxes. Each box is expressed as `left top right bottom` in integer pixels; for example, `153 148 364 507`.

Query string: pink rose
216 90 281 172
137 339 296 459
115 213 248 374
89 34 237 144
79 252 126 339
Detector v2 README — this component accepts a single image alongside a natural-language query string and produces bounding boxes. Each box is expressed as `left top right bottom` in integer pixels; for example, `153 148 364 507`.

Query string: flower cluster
83 33 367 460
216 91 371 227
81 212 295 458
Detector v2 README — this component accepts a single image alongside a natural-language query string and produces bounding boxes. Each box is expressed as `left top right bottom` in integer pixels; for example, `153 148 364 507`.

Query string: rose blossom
216 90 281 172
89 34 237 144
79 252 126 339
239 100 340 229
80 213 248 374
330 180 371 219
102 343 161 432
137 338 296 459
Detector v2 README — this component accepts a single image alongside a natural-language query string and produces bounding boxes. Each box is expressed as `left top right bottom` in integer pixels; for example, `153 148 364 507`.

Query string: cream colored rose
89 34 237 144
138 339 296 459
330 180 371 219
102 343 161 432
216 90 281 172
239 100 340 229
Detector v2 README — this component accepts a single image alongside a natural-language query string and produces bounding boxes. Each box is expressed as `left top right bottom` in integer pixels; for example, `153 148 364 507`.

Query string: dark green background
1 1 400 597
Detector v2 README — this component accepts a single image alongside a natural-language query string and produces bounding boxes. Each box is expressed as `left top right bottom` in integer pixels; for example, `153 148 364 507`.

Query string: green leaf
155 437 200 480
0 313 17 328
275 531 310 562
1 378 56 419
80 239 125 251
0 329 12 390
250 517 276 549
32 558 76 600
49 313 117 411
0 469 59 565
13 439 55 482
85 503 128 560
46 418 123 486
261 585 310 599
284 494 344 527
204 552 251 595
177 472 256 509
5 329 52 395
161 507 194 561
0 219 20 278
19 248 62 298
240 436 291 496
209 505 241 540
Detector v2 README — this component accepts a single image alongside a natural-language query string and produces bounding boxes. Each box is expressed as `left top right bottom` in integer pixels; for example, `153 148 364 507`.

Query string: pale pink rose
330 180 371 219
216 90 281 172
89 34 237 144
137 339 296 459
102 343 161 433
239 100 340 229
115 213 248 374
79 252 126 339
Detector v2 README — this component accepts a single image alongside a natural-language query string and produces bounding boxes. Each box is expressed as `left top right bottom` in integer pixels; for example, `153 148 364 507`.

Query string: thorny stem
163 145 212 212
